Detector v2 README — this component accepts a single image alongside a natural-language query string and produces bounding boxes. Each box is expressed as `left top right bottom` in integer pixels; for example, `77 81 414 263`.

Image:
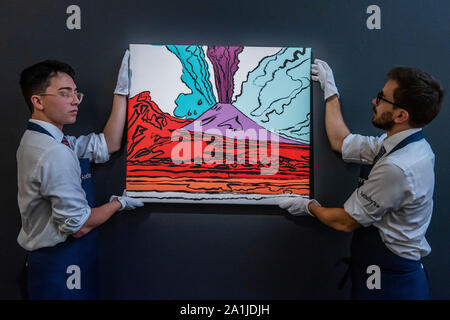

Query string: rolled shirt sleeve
38 145 91 234
342 133 386 165
344 162 411 227
66 132 110 163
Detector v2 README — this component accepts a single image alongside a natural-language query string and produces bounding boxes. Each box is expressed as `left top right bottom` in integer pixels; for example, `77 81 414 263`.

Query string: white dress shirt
16 119 110 251
342 128 435 260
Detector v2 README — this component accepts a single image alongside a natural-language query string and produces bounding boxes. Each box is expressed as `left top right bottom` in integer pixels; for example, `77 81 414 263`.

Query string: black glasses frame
376 91 402 108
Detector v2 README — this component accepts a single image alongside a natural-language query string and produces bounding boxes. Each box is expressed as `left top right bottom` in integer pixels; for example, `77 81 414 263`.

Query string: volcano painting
126 44 312 204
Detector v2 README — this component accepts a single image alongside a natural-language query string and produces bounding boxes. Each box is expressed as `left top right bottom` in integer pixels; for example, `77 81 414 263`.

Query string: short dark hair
19 60 75 113
388 67 444 127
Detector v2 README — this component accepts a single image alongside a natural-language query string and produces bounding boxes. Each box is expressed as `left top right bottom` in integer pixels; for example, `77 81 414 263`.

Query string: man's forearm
308 203 360 232
325 95 351 153
72 199 122 238
103 94 127 154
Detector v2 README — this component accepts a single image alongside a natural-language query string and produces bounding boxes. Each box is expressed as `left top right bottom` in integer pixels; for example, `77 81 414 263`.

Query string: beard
372 109 395 131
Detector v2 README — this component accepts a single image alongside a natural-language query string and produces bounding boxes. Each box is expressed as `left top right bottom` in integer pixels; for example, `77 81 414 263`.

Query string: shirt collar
382 128 422 154
28 119 65 142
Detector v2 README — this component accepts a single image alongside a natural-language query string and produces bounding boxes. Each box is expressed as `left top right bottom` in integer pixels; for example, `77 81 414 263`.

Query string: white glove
311 58 339 101
110 190 144 211
278 197 321 217
114 49 130 96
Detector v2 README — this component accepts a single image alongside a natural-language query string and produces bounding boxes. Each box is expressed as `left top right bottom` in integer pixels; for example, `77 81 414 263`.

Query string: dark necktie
61 136 71 148
373 145 386 165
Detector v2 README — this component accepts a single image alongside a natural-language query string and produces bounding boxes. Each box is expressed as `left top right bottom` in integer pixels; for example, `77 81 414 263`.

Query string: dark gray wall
1 0 449 299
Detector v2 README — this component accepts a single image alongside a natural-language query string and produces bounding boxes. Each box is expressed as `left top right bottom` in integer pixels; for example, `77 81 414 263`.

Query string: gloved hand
278 197 321 217
114 49 130 96
110 190 144 211
311 58 339 101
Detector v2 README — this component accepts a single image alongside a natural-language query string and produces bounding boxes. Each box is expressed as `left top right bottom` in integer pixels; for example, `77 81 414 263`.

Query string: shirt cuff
96 133 111 163
55 207 92 234
341 134 361 163
343 189 375 227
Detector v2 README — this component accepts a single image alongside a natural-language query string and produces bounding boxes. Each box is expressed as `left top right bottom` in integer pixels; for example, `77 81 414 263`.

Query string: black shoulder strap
386 130 424 157
27 121 55 140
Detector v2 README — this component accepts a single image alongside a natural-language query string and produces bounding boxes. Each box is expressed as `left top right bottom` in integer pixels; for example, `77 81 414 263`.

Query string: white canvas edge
125 191 308 205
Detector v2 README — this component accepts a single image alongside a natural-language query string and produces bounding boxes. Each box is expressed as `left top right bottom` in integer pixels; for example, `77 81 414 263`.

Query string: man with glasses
279 59 444 299
17 53 143 299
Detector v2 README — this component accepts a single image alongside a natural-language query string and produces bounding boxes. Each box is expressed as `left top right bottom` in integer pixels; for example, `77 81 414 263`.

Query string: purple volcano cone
181 103 302 144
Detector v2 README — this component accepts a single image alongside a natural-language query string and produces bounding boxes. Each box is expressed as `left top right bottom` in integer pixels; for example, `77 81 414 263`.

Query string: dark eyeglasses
376 91 402 108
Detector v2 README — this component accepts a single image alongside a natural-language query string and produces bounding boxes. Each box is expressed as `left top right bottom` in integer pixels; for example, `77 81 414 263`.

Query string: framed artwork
126 44 311 204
